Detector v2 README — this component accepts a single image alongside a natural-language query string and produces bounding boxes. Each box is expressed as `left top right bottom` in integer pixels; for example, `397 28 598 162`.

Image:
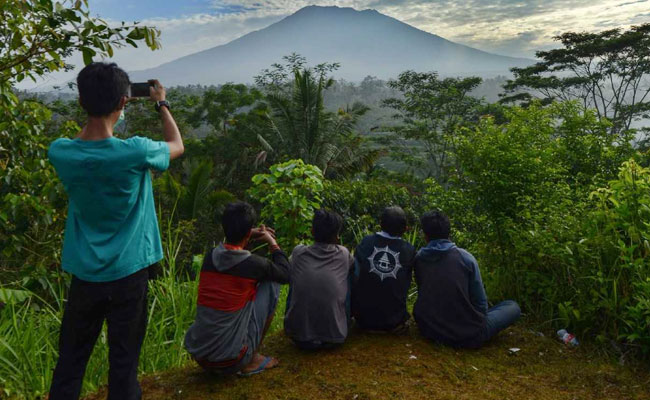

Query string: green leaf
0 288 32 304
81 47 95 65
10 31 23 50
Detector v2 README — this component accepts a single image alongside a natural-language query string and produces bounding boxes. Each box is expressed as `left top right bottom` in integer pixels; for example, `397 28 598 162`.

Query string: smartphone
130 82 152 98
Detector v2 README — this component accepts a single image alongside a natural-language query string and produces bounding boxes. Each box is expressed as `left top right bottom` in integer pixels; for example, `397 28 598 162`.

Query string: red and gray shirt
184 243 289 363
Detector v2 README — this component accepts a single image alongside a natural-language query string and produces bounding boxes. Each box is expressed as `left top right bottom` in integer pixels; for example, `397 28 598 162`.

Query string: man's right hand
148 79 166 102
251 225 278 247
147 79 184 160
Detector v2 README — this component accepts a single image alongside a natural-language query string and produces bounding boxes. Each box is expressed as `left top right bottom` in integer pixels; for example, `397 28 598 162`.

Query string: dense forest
1 1 649 398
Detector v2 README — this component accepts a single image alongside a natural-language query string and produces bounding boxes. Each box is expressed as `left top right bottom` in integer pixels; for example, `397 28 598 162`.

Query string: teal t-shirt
48 136 170 282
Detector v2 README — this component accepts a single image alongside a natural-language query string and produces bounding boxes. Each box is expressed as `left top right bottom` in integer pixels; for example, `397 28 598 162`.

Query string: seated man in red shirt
184 202 290 375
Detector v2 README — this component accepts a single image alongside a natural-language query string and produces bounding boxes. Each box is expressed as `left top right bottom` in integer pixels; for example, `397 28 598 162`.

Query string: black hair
222 202 257 244
420 210 451 240
312 209 343 244
77 62 130 117
380 206 407 237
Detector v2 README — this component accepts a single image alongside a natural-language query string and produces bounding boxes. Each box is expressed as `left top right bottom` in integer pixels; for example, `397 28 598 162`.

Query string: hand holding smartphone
130 79 165 102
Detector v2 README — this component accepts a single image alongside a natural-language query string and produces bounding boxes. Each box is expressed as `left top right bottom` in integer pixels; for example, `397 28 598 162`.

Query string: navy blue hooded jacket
414 239 487 346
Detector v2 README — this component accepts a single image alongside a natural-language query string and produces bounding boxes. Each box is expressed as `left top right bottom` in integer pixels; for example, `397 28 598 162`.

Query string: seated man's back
414 240 486 346
284 210 353 348
352 207 415 331
185 202 289 375
414 211 520 348
185 243 288 364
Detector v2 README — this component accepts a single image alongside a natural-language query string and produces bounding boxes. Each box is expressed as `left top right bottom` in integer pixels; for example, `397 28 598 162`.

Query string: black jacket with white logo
352 233 415 330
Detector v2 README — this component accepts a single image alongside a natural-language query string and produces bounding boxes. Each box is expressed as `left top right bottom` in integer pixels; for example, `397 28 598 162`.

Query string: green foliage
322 179 427 247
454 102 634 224
258 55 379 177
249 160 324 249
122 89 197 139
455 102 567 222
0 96 73 268
145 85 276 193
0 251 199 398
382 70 484 180
154 161 236 264
0 0 161 84
190 83 265 134
447 102 646 353
579 160 650 350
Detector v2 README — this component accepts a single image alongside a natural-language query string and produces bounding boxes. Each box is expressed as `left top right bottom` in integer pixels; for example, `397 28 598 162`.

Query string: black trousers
49 268 149 400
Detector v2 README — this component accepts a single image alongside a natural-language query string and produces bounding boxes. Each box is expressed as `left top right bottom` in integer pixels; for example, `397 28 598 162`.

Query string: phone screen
130 82 151 98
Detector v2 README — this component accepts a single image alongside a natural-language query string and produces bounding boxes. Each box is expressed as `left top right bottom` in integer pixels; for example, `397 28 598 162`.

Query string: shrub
574 160 650 351
248 160 324 249
322 179 426 246
448 102 647 353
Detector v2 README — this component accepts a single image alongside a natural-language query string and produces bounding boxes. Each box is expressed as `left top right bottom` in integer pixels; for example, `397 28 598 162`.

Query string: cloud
18 0 648 89
202 0 647 58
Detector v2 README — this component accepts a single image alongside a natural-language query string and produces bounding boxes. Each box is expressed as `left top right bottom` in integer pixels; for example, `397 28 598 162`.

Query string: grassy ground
84 325 650 400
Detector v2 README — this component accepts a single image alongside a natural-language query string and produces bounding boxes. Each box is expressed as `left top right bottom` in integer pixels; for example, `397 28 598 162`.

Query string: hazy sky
22 0 650 89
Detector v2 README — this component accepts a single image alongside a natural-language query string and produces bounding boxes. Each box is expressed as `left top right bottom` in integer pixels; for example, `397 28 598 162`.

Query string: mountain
130 6 534 85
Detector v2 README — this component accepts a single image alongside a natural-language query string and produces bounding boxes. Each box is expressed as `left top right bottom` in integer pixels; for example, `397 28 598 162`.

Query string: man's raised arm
149 79 184 160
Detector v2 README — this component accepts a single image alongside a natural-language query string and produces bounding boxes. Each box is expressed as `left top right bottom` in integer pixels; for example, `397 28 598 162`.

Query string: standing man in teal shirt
48 62 184 400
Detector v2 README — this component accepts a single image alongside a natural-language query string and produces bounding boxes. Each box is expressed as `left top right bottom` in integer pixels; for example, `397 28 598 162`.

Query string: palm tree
263 67 380 176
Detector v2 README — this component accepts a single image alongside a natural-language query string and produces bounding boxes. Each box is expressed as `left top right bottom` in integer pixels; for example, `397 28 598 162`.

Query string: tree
256 55 380 177
382 71 483 181
0 0 160 84
122 88 197 138
189 83 264 134
501 24 650 137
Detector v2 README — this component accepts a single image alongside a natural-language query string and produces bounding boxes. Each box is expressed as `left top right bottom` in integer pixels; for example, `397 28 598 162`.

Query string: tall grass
0 264 199 399
0 209 200 399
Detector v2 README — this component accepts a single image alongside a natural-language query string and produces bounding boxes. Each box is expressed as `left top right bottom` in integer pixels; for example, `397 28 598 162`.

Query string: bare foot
240 353 279 374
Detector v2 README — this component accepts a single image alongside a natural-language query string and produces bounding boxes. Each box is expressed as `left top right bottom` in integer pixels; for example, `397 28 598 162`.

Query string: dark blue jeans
481 300 521 342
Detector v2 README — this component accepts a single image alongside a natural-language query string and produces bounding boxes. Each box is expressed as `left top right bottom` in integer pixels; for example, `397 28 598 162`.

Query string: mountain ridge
129 5 534 85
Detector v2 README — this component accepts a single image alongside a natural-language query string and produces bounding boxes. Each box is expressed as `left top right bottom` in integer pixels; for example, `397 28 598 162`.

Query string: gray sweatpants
218 281 280 374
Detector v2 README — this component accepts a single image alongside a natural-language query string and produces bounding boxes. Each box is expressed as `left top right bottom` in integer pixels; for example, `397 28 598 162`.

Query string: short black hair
77 62 130 117
222 202 257 244
380 206 407 237
312 209 343 244
420 211 451 240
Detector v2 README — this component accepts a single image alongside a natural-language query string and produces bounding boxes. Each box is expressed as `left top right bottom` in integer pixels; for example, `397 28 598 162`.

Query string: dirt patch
84 326 650 400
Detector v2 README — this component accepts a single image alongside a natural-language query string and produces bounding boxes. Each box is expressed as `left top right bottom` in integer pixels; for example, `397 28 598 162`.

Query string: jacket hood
210 243 252 271
417 239 457 257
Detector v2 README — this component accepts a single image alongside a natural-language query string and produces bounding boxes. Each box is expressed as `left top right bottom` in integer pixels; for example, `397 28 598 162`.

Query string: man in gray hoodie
284 209 354 350
414 211 520 348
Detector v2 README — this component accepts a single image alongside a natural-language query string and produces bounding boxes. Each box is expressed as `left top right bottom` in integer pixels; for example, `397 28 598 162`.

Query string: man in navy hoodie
414 211 520 348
